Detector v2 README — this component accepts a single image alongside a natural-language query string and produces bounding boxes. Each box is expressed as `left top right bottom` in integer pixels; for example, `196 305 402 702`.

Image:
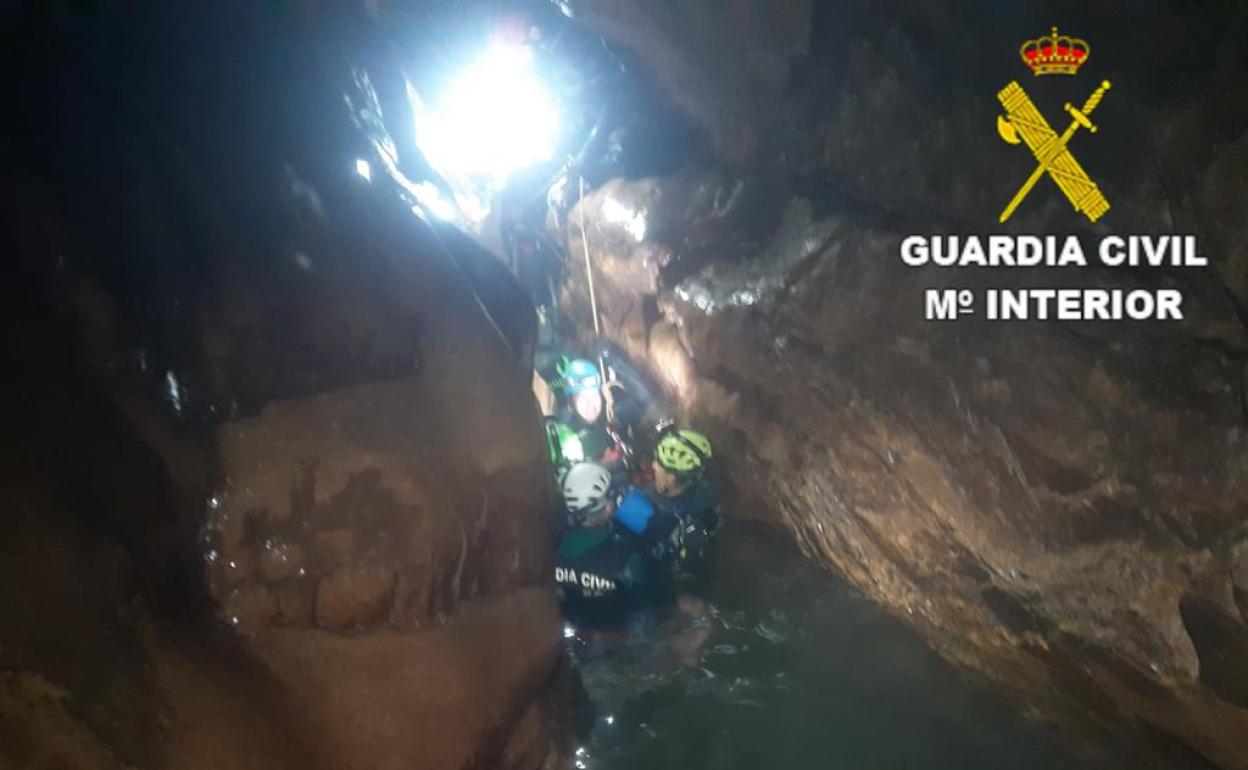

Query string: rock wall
563 1 1248 767
1 3 566 769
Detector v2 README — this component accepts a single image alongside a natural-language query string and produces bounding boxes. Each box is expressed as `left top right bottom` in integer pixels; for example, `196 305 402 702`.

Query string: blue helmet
562 358 601 395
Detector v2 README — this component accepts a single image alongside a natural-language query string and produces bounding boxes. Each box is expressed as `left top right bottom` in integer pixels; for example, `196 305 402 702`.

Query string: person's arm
674 483 720 568
690 482 721 532
641 509 682 561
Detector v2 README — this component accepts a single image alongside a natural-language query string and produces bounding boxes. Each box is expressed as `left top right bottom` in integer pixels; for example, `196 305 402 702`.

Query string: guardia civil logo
996 27 1111 223
898 27 1204 324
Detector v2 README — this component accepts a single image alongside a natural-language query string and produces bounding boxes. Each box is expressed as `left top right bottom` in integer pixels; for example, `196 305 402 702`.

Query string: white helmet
561 462 613 515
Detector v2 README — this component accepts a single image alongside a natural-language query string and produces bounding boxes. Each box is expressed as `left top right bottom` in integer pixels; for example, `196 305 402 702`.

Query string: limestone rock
560 1 1248 764
315 561 398 629
564 172 1248 770
2 3 567 767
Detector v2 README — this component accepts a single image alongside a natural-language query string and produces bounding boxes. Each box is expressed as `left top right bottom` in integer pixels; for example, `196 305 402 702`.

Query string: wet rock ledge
2 4 568 769
562 1 1248 767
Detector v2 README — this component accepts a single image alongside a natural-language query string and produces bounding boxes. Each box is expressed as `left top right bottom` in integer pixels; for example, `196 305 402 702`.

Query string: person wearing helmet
640 423 720 577
553 357 624 465
539 355 640 473
554 462 660 628
537 355 594 406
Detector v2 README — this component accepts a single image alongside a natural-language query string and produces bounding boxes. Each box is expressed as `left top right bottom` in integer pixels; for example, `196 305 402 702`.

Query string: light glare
602 196 648 242
413 182 458 221
564 434 585 463
416 44 559 185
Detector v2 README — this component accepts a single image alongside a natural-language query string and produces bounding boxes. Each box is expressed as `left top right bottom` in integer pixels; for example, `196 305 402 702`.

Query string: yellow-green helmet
655 428 712 477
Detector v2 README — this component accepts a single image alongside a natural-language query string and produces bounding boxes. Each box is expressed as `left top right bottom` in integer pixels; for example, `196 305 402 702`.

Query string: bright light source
415 43 560 185
355 158 372 182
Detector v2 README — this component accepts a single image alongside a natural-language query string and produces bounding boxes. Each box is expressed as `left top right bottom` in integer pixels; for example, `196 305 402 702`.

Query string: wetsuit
639 479 721 581
664 478 720 539
559 407 619 466
555 524 646 629
571 411 614 459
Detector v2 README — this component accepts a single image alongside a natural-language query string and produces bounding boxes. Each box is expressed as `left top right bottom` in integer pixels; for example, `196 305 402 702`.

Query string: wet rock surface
570 179 1248 770
563 2 1248 767
3 3 565 769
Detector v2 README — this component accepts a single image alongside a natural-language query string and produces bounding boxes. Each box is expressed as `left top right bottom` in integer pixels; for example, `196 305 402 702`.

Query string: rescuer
539 356 640 471
554 462 660 628
633 422 721 588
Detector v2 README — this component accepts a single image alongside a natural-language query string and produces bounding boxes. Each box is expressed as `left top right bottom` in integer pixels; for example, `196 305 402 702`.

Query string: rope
578 176 607 385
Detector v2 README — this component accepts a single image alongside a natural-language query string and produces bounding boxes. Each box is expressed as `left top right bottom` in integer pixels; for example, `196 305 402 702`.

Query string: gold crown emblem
1019 27 1090 76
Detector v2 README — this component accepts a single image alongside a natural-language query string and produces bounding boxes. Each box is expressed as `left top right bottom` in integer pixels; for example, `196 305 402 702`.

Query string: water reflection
566 524 1154 770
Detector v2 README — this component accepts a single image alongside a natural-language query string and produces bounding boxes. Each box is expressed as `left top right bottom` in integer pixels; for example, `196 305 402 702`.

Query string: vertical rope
578 176 607 385
578 176 602 339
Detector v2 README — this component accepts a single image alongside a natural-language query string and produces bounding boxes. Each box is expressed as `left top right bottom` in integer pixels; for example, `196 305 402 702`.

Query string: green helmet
655 427 712 477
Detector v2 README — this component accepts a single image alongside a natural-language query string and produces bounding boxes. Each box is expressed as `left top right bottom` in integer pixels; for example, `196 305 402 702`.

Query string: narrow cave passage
4 2 1247 770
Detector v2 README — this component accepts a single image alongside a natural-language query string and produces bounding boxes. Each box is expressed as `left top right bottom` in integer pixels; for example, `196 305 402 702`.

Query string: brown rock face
559 2 1248 764
192 224 565 767
570 0 813 166
567 179 1248 766
2 4 567 769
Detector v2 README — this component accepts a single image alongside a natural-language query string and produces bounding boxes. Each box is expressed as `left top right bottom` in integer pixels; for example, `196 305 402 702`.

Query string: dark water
565 523 1138 770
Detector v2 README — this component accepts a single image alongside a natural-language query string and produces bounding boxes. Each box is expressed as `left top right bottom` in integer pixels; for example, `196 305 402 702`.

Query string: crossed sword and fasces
996 79 1112 223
